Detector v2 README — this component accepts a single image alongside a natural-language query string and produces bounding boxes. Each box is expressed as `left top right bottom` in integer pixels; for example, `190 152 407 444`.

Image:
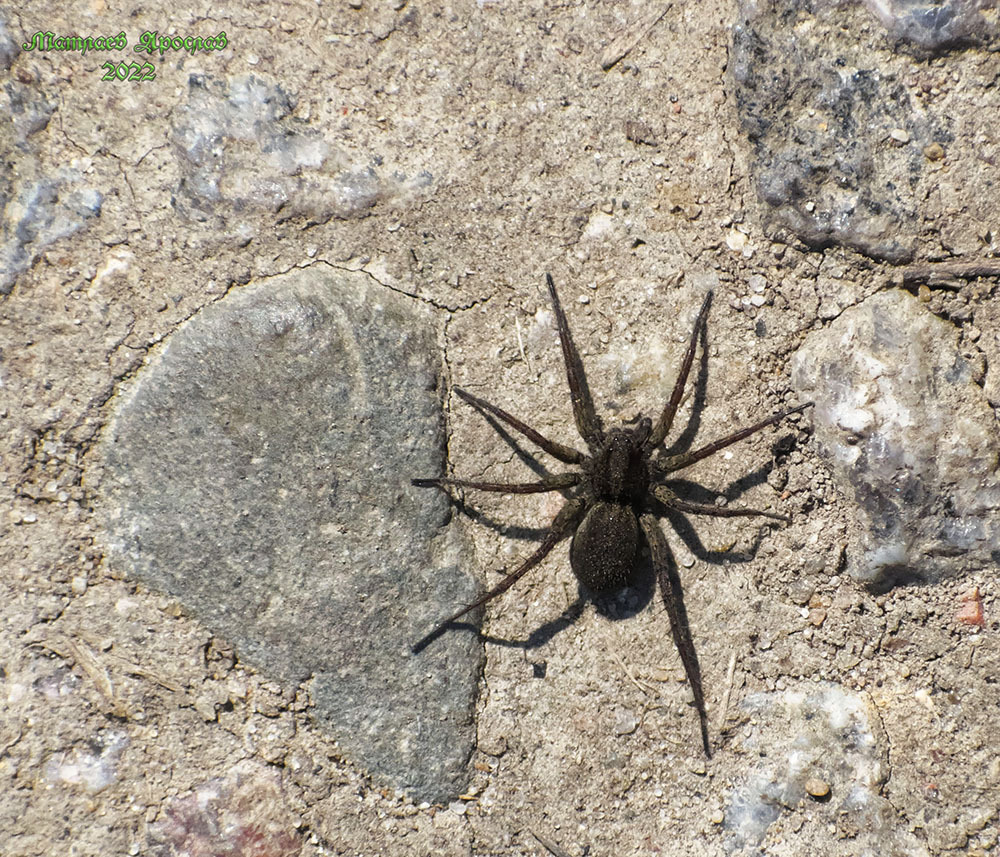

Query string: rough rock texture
730 0 996 262
94 265 482 802
726 683 927 856
863 0 1000 51
791 289 1000 587
170 74 428 227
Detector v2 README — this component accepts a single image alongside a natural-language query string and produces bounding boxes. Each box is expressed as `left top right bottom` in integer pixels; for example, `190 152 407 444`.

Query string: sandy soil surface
2 2 998 855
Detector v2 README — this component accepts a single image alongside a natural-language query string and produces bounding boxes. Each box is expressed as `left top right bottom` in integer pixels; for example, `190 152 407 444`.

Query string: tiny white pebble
726 230 748 252
71 575 88 595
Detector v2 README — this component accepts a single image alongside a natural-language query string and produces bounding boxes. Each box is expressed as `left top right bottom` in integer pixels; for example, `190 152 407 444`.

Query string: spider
412 274 811 755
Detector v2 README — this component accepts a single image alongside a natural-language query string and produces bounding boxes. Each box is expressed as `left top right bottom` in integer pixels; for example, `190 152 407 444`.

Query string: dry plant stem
900 261 1000 286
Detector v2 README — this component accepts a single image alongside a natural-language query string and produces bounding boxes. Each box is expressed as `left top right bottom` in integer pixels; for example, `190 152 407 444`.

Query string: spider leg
657 402 813 474
646 290 713 450
545 274 604 448
639 513 711 757
454 387 586 465
652 485 789 523
413 472 580 494
412 499 586 653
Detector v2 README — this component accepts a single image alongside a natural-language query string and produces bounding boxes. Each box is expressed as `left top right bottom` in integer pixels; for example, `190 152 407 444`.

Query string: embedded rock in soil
863 0 1000 52
169 74 430 229
95 265 482 802
731 0 961 263
790 289 1000 588
724 683 927 856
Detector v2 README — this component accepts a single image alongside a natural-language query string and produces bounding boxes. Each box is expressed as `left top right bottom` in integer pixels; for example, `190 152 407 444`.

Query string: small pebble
788 579 816 606
889 128 910 144
805 777 831 799
726 230 748 252
923 142 944 161
613 708 641 735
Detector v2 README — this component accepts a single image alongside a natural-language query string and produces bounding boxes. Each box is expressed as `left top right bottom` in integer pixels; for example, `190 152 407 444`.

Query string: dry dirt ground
2 2 998 856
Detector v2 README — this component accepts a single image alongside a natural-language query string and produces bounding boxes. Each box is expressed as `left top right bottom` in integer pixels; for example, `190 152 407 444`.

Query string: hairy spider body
413 274 811 755
572 424 651 591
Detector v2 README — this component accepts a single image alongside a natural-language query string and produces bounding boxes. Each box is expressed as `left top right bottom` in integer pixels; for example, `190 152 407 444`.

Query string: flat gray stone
95 266 482 802
791 289 1000 588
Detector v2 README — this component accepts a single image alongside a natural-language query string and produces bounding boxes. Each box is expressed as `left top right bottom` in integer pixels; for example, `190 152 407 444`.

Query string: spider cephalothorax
413 274 811 755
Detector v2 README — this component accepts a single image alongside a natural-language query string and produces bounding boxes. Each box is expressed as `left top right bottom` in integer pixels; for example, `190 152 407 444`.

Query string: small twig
0 726 23 756
899 261 1000 286
514 313 532 374
601 2 672 71
611 650 653 697
715 650 738 732
74 628 187 694
531 829 574 857
118 662 185 694
35 635 128 717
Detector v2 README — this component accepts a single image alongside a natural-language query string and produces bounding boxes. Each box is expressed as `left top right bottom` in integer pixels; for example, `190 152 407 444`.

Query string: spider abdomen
569 501 639 592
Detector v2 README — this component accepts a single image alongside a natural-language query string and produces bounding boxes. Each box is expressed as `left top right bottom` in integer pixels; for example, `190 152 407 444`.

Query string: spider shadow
475 558 657 652
451 466 786 653
452 506 774 654
432 295 791 651
661 301 711 459
663 461 773 515
445 404 566 543
657 501 775 566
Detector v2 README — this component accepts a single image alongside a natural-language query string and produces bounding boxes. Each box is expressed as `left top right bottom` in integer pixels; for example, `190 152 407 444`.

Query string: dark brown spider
413 274 811 755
